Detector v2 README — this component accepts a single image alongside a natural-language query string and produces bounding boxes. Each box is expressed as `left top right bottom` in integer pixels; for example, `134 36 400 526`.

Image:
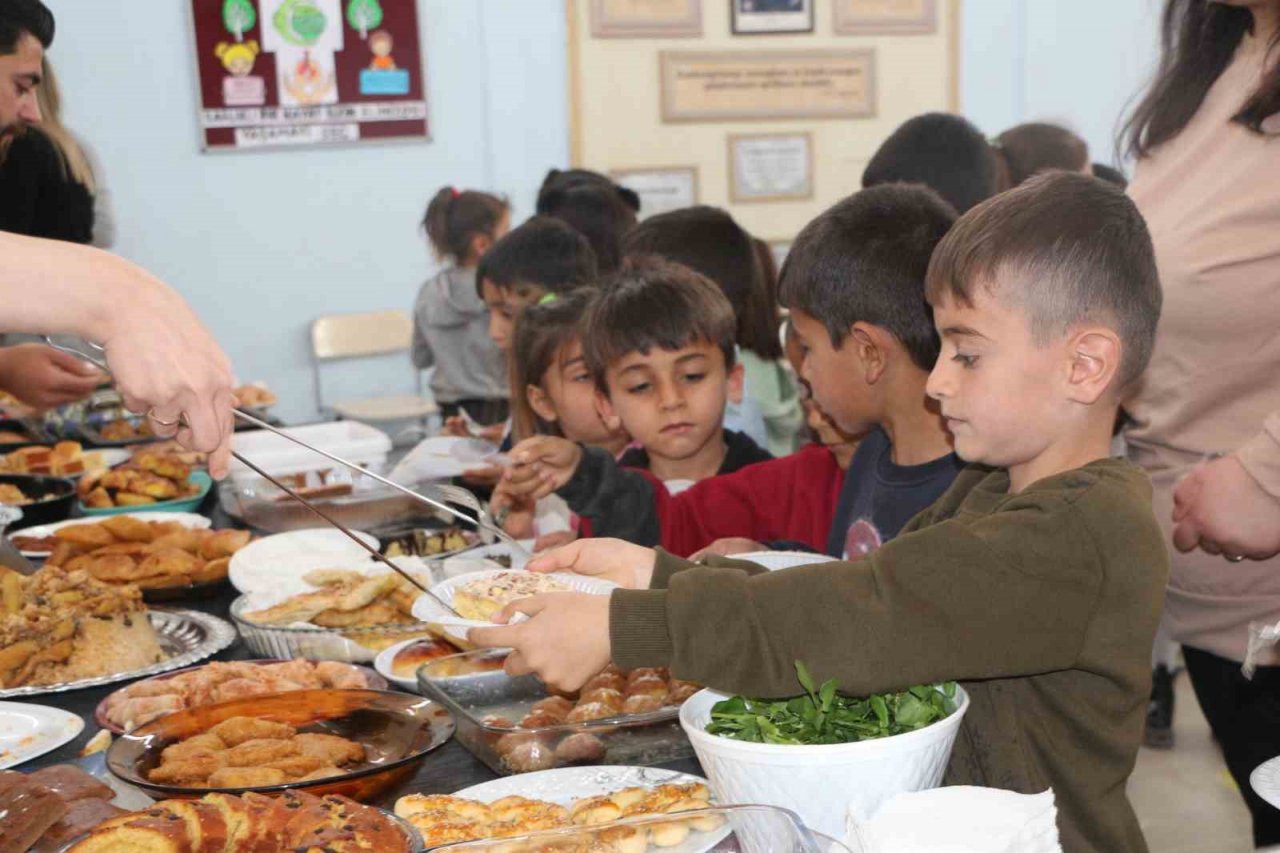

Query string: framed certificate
661 50 876 122
729 132 814 203
731 0 814 35
833 0 938 35
590 0 703 38
610 166 700 218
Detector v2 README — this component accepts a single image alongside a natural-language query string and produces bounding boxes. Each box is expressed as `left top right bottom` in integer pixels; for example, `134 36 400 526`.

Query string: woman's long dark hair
1122 0 1280 160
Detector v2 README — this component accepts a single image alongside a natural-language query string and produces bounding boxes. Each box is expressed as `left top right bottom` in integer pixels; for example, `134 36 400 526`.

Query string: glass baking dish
416 650 694 776
427 804 853 852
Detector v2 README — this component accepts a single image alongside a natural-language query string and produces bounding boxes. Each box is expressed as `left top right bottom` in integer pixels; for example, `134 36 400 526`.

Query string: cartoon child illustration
368 30 395 70
216 40 265 107
215 40 260 77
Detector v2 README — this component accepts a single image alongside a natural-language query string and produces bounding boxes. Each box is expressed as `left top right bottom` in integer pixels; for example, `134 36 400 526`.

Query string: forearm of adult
0 234 172 343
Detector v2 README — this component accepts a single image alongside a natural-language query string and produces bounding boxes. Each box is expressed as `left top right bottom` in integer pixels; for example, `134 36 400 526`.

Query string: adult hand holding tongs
45 338 531 588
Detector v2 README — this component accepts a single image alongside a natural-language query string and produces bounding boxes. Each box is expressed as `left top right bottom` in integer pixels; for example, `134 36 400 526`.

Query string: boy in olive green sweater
473 173 1168 853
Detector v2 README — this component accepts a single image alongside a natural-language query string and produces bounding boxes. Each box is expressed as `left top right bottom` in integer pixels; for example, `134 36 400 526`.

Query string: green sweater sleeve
611 482 1105 697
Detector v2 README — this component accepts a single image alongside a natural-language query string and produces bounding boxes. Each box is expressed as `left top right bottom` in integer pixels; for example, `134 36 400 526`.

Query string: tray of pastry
416 650 700 776
0 565 238 699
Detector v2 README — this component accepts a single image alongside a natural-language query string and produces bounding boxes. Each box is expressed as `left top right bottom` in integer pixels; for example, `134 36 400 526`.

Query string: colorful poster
190 0 428 151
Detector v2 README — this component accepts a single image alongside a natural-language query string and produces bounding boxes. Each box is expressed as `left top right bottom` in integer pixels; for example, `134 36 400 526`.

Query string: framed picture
731 0 814 35
661 50 876 122
833 0 938 35
590 0 703 38
610 166 699 219
729 132 814 203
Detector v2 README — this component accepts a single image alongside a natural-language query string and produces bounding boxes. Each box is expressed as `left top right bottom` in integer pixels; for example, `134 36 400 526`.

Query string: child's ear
727 362 745 405
526 385 558 423
594 388 624 432
848 322 889 384
1066 329 1121 404
470 232 494 260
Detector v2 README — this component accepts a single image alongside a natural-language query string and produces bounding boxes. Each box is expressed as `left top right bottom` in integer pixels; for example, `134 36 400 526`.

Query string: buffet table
7 488 704 812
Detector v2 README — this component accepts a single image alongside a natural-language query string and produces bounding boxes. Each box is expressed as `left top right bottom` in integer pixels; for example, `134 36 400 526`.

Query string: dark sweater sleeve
558 447 661 546
611 488 1104 697
562 445 841 557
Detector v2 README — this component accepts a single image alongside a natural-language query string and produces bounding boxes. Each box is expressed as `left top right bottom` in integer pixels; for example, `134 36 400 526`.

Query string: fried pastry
209 717 295 747
206 767 287 789
294 733 365 766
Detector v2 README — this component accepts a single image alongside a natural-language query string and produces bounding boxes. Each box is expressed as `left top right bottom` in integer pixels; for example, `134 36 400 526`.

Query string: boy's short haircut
475 216 597 299
582 255 737 391
622 206 757 318
538 168 641 216
925 170 1161 387
778 184 958 371
537 172 638 274
622 206 784 360
995 122 1089 187
862 112 1002 214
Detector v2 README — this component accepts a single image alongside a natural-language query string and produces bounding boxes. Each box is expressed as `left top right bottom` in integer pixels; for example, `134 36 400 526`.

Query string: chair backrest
311 310 413 361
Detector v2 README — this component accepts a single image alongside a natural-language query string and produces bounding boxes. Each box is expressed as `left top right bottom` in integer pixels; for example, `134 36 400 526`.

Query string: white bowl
679 685 969 839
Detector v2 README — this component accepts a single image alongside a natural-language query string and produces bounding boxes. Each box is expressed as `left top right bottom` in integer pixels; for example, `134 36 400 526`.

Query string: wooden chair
310 310 438 424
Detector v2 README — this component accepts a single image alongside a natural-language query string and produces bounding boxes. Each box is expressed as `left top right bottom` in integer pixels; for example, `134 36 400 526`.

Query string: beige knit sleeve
1235 412 1280 500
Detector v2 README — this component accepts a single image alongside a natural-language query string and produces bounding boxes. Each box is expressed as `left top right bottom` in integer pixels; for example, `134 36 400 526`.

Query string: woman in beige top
1124 0 1280 844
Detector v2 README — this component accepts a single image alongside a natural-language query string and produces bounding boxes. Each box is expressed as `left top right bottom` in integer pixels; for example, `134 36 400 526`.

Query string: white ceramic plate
0 701 85 769
228 527 380 596
733 550 835 572
10 511 212 557
411 570 617 645
455 764 710 804
372 635 473 692
1252 756 1280 810
439 541 533 577
374 637 426 691
452 766 725 853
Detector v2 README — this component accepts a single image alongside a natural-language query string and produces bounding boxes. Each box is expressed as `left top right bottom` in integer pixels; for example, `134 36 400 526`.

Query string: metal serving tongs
42 337 531 607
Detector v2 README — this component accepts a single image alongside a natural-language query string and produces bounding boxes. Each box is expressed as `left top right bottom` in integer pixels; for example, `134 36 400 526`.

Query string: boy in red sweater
502 184 961 557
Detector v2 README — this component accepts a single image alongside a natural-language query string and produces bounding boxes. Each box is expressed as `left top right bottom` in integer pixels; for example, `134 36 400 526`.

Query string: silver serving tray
0 609 237 699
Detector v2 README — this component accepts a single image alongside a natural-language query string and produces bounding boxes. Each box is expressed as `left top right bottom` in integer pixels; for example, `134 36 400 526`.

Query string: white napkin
845 787 1061 853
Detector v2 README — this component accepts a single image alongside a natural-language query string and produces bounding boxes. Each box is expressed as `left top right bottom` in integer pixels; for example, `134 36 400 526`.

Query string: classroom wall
46 0 569 426
961 0 1162 169
43 0 1162 426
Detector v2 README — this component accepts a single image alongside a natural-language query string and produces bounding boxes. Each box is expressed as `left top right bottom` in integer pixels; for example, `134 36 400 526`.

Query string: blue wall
47 0 568 424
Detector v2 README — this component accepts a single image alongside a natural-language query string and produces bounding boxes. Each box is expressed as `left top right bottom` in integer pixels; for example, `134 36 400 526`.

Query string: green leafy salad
705 662 958 746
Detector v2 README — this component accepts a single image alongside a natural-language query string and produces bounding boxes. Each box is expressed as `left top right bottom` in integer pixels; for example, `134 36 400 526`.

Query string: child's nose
925 364 950 401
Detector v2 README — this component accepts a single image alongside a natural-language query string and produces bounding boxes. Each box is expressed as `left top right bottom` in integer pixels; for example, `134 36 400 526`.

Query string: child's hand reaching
526 537 657 590
468 592 612 692
501 436 583 500
689 537 766 561
490 484 535 539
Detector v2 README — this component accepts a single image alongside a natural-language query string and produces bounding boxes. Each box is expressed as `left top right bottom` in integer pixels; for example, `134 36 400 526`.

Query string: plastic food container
230 595 437 663
219 421 410 532
416 650 695 776
428 804 853 852
229 420 392 479
679 686 969 839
